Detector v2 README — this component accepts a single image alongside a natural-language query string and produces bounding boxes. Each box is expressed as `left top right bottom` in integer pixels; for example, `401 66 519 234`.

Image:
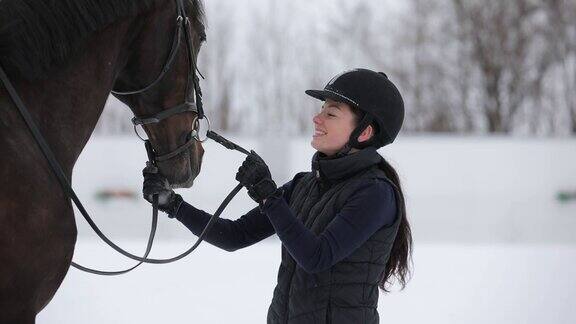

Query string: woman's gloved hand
236 151 278 204
142 164 183 217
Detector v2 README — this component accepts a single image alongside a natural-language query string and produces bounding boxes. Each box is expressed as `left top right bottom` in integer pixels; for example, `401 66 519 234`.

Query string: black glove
142 164 183 217
236 151 278 204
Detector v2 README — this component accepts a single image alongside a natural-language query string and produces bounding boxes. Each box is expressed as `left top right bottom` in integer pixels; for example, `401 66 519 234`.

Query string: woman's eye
328 114 336 117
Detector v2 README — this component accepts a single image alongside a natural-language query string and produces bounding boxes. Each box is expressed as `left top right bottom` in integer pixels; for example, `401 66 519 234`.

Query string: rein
0 63 249 275
0 0 250 276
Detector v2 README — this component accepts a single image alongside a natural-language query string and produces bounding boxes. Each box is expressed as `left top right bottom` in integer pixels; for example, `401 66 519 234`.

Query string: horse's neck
12 20 135 174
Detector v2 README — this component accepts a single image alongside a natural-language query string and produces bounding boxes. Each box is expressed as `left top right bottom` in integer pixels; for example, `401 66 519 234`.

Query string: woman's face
311 99 357 156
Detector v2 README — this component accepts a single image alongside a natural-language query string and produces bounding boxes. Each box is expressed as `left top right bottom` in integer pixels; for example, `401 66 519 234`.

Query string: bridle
0 0 250 276
112 0 210 165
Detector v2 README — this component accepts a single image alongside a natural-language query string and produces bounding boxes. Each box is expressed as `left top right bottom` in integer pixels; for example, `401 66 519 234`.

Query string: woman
143 68 412 324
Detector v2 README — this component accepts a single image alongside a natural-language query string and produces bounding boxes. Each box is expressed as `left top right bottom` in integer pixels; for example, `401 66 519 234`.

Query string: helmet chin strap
334 114 374 158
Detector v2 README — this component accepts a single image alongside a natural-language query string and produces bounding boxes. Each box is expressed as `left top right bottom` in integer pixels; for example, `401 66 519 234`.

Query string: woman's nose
313 113 322 125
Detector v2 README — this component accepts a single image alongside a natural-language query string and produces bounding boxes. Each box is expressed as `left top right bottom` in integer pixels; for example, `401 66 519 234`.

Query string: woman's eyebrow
324 103 342 110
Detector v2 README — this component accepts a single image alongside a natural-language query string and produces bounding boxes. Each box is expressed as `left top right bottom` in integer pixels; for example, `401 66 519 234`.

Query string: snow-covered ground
38 135 576 323
40 241 576 324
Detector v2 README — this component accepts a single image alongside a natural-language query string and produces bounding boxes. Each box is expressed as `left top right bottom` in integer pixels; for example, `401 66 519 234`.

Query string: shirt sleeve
174 179 296 252
261 180 397 273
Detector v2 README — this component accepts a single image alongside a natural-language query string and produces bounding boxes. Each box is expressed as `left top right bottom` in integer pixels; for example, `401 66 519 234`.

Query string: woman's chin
311 138 324 152
311 138 318 149
311 139 340 156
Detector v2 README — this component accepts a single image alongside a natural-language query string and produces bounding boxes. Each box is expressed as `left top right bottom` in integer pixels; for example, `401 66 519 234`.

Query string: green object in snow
556 191 576 203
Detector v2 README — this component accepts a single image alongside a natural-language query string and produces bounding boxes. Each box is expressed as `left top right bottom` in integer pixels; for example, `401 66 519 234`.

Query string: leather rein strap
0 63 248 274
0 0 249 275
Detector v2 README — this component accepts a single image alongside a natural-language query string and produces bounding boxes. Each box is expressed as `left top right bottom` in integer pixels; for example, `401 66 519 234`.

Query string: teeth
315 130 326 136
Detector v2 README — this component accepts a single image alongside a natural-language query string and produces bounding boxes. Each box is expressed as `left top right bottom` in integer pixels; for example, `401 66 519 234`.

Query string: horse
0 0 206 322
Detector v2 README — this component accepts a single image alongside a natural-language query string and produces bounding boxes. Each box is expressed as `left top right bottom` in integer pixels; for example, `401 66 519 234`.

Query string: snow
37 135 576 323
39 242 576 323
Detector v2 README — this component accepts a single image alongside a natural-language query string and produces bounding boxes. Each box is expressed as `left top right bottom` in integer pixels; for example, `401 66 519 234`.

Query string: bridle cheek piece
112 0 209 165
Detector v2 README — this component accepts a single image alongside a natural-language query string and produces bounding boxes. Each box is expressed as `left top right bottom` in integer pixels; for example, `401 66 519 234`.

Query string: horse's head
113 0 206 188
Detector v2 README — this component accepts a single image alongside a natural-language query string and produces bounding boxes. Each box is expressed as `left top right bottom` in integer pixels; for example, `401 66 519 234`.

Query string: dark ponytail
350 105 413 292
378 158 412 292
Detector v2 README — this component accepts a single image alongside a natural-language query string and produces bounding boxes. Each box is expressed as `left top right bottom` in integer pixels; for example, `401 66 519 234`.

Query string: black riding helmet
305 68 404 155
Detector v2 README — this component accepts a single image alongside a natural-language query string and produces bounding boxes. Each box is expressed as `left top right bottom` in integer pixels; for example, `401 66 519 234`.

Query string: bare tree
543 0 576 134
92 0 575 137
199 0 235 132
384 0 466 133
452 0 555 133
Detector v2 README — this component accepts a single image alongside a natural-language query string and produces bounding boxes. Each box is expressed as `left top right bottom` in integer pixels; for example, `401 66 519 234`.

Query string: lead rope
70 195 158 275
1 63 250 274
0 64 161 274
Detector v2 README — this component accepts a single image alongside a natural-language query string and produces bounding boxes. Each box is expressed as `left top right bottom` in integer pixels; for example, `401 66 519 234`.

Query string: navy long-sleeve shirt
175 176 397 273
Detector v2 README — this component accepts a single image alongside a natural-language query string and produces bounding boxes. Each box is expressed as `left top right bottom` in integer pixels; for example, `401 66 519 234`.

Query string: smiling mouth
313 130 327 137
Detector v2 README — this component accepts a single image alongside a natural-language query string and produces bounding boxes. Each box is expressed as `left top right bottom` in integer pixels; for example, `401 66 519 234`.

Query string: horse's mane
0 0 205 81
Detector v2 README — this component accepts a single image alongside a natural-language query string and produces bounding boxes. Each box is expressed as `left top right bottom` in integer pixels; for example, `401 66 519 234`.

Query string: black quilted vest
267 148 402 324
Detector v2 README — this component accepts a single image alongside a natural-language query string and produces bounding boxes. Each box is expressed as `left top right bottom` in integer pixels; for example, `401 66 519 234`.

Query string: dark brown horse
0 0 206 322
